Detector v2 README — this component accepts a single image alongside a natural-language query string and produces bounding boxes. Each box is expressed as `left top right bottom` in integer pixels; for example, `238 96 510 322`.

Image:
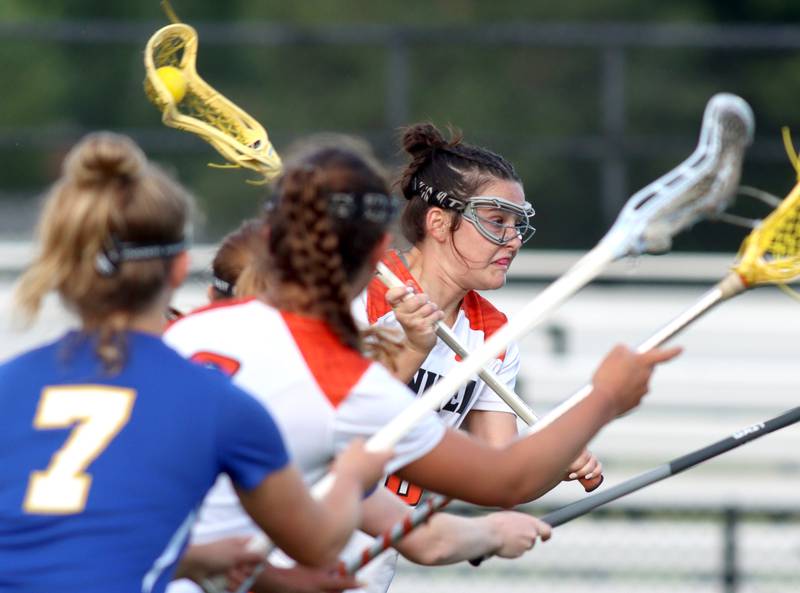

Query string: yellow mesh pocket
144 24 282 182
734 182 800 286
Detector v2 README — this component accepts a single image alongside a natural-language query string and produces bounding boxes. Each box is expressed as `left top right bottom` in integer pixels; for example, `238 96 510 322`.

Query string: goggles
461 196 536 246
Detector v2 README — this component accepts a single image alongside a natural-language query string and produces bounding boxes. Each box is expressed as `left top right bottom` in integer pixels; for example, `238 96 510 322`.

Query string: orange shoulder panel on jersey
460 291 508 361
281 311 371 408
366 250 422 324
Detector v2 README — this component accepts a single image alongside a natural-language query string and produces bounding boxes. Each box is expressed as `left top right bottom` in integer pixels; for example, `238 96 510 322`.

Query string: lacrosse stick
526 146 800 439
335 93 753 461
237 94 753 593
326 94 755 577
144 23 282 182
464 406 800 567
540 406 800 528
375 261 604 492
347 406 800 572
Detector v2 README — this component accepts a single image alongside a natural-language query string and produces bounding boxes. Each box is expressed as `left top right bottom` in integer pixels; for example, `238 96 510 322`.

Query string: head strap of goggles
328 192 398 224
411 177 466 211
465 195 535 217
95 236 188 277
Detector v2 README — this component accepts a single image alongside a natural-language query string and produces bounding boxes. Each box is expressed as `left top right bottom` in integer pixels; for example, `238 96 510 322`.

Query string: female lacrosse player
0 132 389 593
359 124 600 512
170 215 553 593
163 142 680 592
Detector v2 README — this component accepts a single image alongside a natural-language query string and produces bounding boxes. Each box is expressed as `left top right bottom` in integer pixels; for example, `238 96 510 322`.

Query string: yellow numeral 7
24 385 136 515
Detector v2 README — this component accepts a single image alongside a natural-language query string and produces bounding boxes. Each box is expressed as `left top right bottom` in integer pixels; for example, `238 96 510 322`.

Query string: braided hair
265 146 396 352
398 122 521 245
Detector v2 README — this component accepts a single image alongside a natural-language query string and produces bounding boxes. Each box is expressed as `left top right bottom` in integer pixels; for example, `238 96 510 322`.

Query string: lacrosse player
0 132 389 593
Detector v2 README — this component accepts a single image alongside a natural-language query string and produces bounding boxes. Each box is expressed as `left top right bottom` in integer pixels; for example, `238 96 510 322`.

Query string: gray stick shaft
542 467 669 526
542 406 800 527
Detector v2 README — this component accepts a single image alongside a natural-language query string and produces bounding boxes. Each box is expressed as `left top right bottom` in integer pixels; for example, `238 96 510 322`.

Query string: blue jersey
0 331 289 593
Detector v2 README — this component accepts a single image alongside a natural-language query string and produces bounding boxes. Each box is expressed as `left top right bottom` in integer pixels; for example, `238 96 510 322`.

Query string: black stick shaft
542 406 800 527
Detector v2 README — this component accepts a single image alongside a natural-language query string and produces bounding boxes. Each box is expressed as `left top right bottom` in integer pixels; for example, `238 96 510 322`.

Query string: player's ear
169 251 190 289
426 207 450 243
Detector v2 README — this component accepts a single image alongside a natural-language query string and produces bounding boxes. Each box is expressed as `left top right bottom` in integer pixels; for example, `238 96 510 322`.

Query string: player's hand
592 344 683 417
253 562 359 593
385 283 444 355
180 537 263 587
332 438 394 491
564 448 602 482
486 512 552 559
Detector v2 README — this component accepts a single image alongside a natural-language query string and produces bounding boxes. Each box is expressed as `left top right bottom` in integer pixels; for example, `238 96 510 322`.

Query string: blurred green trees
0 1 798 249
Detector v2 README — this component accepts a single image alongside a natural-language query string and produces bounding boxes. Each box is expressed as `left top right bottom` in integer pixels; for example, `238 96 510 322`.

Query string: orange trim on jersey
166 297 258 331
366 251 421 324
280 311 370 409
366 251 508 362
459 291 508 362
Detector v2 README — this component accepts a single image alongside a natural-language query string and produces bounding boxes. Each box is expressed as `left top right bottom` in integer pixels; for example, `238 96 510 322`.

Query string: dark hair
211 218 267 301
265 145 394 351
398 122 521 245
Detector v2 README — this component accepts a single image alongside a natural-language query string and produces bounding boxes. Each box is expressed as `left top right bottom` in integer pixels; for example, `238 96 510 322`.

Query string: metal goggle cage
461 196 536 245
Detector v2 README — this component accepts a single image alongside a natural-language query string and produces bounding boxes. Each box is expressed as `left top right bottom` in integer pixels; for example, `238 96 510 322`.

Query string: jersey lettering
24 385 136 515
407 368 477 414
385 474 423 506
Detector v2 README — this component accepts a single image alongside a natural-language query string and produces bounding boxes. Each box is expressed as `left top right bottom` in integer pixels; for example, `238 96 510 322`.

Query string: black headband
95 237 188 277
328 192 398 224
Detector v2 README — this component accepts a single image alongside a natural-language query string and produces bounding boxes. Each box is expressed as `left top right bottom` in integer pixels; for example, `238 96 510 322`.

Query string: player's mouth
492 257 512 269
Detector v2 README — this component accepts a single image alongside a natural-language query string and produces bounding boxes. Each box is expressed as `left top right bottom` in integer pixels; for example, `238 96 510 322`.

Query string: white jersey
162 298 445 593
357 251 520 432
352 251 521 591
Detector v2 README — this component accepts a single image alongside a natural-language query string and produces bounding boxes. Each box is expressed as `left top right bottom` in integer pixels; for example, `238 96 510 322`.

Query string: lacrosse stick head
732 180 800 287
144 24 282 182
607 93 755 258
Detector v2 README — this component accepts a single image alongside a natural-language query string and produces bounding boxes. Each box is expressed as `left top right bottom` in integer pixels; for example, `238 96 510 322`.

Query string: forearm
497 390 616 504
303 477 364 566
399 389 616 507
396 512 500 565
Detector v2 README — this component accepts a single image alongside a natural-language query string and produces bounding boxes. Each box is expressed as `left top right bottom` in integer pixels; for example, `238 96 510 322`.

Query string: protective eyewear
461 196 536 246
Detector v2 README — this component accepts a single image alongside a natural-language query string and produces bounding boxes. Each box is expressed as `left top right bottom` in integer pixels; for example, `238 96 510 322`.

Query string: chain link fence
393 505 800 593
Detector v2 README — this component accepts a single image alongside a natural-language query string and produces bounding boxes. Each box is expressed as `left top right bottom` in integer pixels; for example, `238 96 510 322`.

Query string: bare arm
361 488 550 565
461 409 518 447
236 465 361 567
396 345 682 507
465 407 602 482
237 441 391 568
174 537 262 584
398 393 613 507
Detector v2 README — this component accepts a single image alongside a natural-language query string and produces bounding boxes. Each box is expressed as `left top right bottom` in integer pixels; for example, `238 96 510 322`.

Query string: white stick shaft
361 242 616 454
375 262 539 425
523 274 744 436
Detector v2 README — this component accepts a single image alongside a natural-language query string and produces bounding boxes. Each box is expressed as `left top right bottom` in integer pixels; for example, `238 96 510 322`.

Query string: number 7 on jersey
24 386 136 515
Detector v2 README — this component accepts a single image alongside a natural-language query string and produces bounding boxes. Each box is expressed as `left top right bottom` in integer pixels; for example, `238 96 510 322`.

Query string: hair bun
401 122 458 158
64 131 146 186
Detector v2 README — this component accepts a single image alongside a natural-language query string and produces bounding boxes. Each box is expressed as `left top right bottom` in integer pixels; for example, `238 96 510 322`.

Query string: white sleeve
333 363 446 475
469 340 520 415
